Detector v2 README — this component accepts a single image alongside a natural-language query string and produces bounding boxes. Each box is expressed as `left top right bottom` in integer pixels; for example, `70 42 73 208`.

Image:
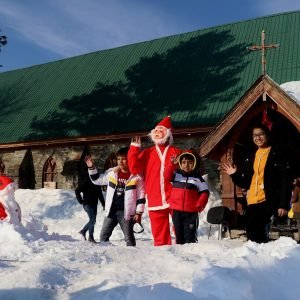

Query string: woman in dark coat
76 177 105 242
221 123 293 243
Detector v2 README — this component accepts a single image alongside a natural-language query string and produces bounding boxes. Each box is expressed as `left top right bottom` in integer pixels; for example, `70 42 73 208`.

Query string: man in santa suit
128 116 182 246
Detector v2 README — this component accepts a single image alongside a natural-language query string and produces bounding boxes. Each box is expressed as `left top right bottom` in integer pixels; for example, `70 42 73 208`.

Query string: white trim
130 142 141 147
155 145 169 206
148 203 170 211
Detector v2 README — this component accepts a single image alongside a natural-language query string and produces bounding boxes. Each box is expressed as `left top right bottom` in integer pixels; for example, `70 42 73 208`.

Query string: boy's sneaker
78 230 86 240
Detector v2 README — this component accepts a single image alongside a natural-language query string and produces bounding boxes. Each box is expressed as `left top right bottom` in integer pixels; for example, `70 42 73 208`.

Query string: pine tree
0 29 8 67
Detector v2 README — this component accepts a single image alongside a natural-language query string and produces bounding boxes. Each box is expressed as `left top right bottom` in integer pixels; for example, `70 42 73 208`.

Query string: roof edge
0 126 213 150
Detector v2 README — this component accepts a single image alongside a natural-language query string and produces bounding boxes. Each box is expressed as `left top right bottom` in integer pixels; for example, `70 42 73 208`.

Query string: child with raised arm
85 147 145 246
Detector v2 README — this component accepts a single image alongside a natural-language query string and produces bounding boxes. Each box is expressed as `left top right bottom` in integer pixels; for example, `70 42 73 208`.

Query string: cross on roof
247 30 280 75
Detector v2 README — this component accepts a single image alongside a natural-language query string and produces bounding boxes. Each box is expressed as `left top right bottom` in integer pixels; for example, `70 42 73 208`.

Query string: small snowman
0 175 21 224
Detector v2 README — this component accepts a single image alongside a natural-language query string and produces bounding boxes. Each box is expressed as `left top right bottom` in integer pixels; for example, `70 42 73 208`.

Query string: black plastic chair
207 206 231 240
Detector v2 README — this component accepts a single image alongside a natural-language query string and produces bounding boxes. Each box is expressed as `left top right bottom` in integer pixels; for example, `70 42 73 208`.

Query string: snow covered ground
0 82 299 299
1 180 300 300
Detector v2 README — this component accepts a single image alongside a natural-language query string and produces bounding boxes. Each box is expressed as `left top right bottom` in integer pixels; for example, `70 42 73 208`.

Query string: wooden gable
200 75 300 159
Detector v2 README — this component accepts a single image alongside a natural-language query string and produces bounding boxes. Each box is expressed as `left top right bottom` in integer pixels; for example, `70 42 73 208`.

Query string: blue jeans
82 205 97 238
100 209 136 246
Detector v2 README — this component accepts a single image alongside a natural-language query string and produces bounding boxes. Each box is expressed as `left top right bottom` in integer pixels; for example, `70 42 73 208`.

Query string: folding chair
207 206 231 240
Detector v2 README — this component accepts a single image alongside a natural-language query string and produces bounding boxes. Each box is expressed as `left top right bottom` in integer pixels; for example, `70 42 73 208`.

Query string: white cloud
0 0 179 57
1 0 299 69
0 0 86 56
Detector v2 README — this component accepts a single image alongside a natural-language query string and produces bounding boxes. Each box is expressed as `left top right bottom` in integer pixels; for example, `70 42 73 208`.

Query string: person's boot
88 236 97 243
78 230 86 240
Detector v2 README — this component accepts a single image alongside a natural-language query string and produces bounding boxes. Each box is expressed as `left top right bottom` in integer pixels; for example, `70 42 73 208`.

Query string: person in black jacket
221 123 293 243
76 177 105 243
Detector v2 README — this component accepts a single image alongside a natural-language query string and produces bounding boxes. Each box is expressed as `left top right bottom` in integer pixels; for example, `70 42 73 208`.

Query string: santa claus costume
128 116 181 246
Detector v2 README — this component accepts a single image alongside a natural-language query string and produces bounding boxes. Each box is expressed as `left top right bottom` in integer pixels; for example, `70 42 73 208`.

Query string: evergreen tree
0 29 7 67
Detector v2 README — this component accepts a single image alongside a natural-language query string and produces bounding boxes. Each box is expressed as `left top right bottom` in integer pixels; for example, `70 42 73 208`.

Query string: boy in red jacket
169 152 209 244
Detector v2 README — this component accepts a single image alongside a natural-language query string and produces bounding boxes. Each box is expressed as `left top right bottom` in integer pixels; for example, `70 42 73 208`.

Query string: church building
0 11 299 214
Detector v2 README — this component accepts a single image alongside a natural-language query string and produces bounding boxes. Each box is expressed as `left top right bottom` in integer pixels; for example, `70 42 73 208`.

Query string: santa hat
155 116 172 130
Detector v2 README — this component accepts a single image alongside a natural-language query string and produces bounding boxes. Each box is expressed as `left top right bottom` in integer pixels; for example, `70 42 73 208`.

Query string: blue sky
0 0 300 72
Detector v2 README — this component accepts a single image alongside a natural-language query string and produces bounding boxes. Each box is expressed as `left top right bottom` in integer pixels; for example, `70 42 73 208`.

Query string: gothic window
43 156 57 185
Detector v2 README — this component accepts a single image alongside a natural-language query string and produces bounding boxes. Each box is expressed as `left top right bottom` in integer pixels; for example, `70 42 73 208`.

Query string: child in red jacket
169 152 209 244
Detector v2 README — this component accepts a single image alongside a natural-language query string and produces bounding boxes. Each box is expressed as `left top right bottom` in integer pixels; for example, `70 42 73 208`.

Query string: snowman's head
0 175 15 197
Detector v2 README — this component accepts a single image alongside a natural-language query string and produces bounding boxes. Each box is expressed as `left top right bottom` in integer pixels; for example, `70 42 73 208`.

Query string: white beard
148 128 173 145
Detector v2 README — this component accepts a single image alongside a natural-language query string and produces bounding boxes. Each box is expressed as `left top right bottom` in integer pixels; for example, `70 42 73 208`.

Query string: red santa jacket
128 144 181 210
169 170 209 212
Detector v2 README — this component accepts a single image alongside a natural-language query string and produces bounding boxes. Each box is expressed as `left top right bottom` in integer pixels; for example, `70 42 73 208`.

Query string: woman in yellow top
221 124 293 243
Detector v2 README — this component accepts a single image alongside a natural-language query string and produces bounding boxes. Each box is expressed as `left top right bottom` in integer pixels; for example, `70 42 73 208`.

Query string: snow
0 80 299 299
1 176 300 300
280 81 300 105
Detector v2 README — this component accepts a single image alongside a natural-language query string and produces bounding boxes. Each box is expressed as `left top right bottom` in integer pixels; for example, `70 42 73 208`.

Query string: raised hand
170 154 179 164
131 136 141 146
84 155 94 168
220 161 237 175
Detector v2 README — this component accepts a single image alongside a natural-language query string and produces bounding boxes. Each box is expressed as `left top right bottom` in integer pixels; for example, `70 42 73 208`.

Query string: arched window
42 156 57 187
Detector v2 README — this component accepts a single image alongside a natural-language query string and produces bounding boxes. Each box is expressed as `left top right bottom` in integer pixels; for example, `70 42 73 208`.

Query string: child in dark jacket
169 152 209 244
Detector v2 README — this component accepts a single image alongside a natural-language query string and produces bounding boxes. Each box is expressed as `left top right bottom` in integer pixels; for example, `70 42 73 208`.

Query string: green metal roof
0 11 300 144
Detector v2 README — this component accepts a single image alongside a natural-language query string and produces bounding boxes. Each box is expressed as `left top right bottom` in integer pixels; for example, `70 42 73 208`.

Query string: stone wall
0 135 221 191
0 143 122 189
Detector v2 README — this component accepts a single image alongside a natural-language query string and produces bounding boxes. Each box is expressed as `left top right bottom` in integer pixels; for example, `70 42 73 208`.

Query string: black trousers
246 201 272 243
100 209 136 246
172 210 198 244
